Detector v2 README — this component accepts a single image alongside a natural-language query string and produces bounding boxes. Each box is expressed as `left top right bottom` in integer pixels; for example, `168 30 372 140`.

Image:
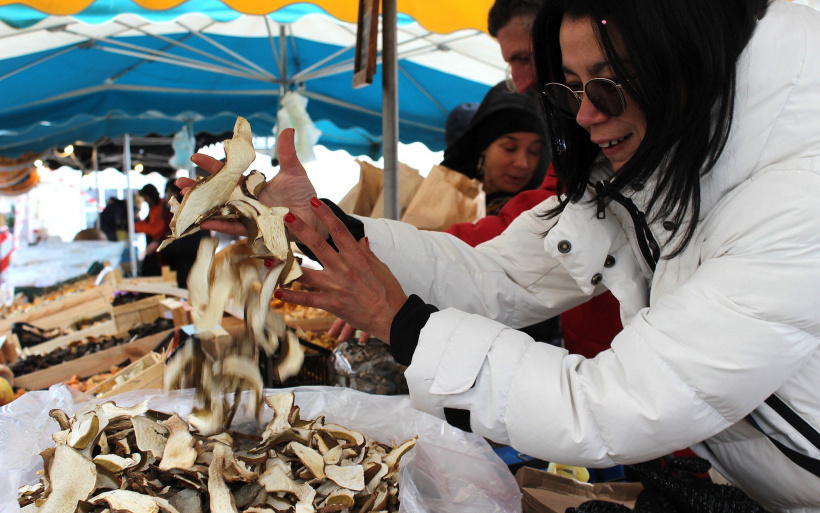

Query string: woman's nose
514 149 530 168
575 93 609 127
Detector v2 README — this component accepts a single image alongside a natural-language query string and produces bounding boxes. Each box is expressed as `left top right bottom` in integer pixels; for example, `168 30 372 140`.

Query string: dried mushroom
20 395 414 513
161 119 311 433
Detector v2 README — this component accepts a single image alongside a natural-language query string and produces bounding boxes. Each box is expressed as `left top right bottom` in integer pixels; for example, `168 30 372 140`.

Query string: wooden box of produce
11 320 175 391
0 283 114 339
85 351 165 398
271 299 337 332
21 312 118 358
112 293 164 332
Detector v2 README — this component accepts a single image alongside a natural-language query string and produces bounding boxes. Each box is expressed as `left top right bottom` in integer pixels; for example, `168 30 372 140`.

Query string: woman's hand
328 318 372 345
179 128 327 241
275 199 407 344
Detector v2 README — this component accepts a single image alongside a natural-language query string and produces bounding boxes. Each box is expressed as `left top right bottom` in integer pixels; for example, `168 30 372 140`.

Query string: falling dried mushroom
20 395 414 513
161 117 312 434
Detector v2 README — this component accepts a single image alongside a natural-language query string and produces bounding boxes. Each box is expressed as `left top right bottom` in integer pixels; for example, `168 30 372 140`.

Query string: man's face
496 15 536 93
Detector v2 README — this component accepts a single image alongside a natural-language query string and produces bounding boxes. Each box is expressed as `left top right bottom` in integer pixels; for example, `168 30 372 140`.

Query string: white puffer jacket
359 1 820 511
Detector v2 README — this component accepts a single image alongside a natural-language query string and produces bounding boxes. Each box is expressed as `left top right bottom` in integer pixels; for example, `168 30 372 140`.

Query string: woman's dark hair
139 184 161 205
532 0 768 256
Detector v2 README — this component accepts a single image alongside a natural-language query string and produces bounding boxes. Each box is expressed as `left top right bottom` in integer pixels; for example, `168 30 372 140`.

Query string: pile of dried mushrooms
18 392 415 513
158 116 308 435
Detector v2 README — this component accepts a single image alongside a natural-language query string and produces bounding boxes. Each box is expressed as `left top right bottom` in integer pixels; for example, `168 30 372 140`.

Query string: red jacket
134 203 170 242
444 165 622 358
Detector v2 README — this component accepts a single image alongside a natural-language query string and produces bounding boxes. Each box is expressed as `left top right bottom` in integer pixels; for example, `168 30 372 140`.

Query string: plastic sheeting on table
5 240 124 288
0 385 522 513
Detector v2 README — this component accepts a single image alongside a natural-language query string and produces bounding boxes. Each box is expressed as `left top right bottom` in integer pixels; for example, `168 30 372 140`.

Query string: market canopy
0 0 505 160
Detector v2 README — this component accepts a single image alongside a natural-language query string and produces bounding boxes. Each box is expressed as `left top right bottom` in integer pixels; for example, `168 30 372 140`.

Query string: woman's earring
476 155 485 181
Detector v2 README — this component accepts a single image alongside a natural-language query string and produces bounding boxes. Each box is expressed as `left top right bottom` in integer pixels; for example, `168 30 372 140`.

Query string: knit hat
441 82 549 187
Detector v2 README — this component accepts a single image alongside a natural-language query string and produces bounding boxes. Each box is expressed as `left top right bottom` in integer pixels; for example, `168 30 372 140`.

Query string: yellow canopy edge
2 0 496 33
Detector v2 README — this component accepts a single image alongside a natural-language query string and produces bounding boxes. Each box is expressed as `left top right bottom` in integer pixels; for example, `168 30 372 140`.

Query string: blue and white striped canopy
0 1 506 159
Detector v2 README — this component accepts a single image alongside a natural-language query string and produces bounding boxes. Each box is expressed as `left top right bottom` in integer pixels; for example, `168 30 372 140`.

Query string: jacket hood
690 0 820 218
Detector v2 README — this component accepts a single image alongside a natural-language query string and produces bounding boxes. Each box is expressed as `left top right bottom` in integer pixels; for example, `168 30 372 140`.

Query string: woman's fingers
190 153 224 175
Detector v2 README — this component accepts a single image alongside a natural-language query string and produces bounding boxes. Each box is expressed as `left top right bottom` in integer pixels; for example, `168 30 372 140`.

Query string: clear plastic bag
333 340 409 395
0 385 522 513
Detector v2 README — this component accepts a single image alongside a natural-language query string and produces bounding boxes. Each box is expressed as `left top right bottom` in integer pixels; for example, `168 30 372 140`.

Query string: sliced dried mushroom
94 453 139 473
288 441 326 480
100 400 150 421
260 392 295 444
132 416 169 459
383 437 417 472
90 489 182 513
159 117 256 249
208 442 240 513
158 414 198 471
168 488 202 513
324 465 364 492
258 465 316 510
38 444 97 513
274 331 305 383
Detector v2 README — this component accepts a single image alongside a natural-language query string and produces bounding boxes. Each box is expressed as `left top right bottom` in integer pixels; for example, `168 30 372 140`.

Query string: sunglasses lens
586 79 625 117
544 83 580 119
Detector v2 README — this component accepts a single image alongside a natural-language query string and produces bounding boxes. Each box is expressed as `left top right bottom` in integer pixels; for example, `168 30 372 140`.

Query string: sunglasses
542 78 626 119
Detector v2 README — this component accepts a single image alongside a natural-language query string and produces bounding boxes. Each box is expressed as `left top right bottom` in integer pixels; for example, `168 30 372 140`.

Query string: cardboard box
516 467 643 513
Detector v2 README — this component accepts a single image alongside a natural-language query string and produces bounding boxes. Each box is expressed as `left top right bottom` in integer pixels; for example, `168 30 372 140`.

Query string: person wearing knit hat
441 82 550 215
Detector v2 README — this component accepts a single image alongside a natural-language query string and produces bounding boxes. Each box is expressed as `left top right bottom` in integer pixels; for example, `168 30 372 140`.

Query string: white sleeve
404 169 820 467
359 198 590 329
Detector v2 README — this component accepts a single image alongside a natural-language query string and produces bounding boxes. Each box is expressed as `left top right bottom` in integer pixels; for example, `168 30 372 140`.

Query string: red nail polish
310 197 322 208
364 237 369 246
264 259 274 268
283 212 295 223
274 290 283 299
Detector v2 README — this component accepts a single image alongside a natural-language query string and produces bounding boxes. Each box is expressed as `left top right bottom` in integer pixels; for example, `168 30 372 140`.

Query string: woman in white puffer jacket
188 0 820 510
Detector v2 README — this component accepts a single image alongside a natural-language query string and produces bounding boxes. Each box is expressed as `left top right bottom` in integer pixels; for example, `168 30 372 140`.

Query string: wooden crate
87 352 165 398
159 298 190 327
0 283 114 336
113 295 164 332
14 328 174 391
286 315 337 332
23 318 119 357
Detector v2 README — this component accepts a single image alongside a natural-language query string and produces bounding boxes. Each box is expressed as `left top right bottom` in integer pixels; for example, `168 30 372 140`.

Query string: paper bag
401 164 485 231
370 162 425 219
516 467 643 513
337 160 384 216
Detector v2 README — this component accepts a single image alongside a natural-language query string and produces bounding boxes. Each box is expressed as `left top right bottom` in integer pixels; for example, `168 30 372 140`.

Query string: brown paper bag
516 467 643 513
400 164 485 231
370 162 425 219
337 160 384 216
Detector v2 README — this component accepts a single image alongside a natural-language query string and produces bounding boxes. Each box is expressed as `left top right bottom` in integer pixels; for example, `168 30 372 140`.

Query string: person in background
159 180 211 288
72 228 108 241
134 184 169 276
481 0 622 358
441 82 548 216
98 197 128 242
331 83 561 345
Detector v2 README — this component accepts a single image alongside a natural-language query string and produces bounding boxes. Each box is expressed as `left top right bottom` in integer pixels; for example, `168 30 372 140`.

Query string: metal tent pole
382 0 399 220
124 134 138 277
93 145 101 229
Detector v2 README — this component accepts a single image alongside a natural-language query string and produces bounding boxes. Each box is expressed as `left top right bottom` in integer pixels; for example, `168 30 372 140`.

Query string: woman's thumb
276 128 303 171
